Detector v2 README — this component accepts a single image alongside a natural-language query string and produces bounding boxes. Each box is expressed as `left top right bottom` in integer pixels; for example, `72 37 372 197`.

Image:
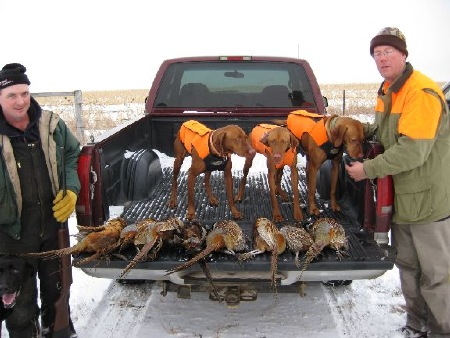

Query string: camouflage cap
370 27 408 57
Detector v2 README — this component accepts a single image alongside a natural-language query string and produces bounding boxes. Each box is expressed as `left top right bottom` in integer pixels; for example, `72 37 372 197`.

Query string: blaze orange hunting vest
178 120 212 159
286 110 328 147
251 124 295 169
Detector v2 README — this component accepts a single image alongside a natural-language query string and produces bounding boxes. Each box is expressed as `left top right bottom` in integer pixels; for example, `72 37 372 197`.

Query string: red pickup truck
75 56 395 303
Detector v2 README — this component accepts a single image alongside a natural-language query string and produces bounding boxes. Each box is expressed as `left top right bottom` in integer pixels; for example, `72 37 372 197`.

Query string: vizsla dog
235 124 302 222
282 110 364 216
169 120 255 221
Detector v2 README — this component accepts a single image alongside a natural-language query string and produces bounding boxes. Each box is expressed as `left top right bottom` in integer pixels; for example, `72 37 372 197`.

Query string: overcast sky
1 0 449 92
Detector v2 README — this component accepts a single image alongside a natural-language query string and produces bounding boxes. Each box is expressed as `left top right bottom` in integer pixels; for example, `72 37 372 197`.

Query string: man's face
0 84 31 125
372 45 407 83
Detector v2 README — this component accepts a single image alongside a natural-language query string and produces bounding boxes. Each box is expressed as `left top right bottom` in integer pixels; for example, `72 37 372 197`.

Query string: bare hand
345 161 368 182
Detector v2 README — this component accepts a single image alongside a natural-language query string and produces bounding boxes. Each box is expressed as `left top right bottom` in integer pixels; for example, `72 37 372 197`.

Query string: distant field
34 84 378 110
32 82 427 145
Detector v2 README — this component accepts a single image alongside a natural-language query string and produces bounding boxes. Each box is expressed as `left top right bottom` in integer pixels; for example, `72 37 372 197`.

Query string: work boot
401 325 428 338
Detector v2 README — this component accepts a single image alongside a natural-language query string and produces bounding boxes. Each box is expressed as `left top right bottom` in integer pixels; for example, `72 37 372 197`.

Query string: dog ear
260 132 270 146
331 125 348 148
289 132 299 150
213 130 226 154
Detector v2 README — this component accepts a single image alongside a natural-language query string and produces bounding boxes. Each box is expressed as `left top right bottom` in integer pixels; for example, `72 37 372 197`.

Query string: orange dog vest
286 110 328 146
178 120 229 171
251 124 295 169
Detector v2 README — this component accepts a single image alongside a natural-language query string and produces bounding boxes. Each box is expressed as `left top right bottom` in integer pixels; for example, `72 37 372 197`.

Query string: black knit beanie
370 27 408 57
0 63 31 90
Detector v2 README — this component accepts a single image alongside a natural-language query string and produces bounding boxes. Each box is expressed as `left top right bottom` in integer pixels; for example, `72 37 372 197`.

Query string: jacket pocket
394 179 432 222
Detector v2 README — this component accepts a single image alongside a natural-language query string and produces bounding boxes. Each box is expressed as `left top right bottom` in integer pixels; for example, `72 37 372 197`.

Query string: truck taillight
375 175 394 233
76 152 93 224
362 141 394 245
219 56 252 61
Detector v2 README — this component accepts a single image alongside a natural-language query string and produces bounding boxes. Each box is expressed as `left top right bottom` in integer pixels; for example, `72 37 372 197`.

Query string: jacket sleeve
58 120 81 194
363 135 435 179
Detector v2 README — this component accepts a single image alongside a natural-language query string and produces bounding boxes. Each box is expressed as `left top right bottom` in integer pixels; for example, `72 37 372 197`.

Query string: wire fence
32 85 381 146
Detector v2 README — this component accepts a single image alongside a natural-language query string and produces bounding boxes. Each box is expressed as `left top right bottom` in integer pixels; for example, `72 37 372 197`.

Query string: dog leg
290 157 303 221
275 168 289 201
306 160 321 216
235 152 255 202
224 161 243 219
204 172 219 206
169 139 186 209
267 161 283 222
330 157 341 212
186 169 198 221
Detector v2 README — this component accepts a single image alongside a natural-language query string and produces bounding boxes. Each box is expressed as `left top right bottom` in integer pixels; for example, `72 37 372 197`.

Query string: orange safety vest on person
286 110 328 147
251 124 295 169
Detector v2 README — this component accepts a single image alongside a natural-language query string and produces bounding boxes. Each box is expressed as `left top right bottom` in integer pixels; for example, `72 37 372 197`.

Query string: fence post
342 89 346 115
74 90 85 144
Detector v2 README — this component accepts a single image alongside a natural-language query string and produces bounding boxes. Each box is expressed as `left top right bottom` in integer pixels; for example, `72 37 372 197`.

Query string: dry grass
36 82 444 145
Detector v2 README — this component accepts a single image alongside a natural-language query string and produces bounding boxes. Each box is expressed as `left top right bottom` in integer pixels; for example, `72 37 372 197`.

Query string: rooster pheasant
119 217 184 278
23 218 128 265
239 217 286 296
165 220 245 275
299 218 348 279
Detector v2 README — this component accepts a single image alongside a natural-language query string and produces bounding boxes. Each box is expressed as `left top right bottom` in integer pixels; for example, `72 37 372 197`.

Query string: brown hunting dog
279 110 364 216
169 120 255 221
235 124 301 222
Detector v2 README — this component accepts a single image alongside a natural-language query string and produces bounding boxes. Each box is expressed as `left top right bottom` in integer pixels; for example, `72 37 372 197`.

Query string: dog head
330 117 364 159
212 125 256 158
0 255 27 309
260 126 299 166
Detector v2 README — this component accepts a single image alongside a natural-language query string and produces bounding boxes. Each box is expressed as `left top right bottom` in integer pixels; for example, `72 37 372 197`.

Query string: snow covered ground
2 114 409 337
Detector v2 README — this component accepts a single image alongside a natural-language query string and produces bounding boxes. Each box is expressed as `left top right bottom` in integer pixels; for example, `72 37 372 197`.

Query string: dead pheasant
238 217 286 296
279 225 313 268
119 217 184 279
23 218 128 265
165 220 245 275
299 218 349 279
175 220 207 253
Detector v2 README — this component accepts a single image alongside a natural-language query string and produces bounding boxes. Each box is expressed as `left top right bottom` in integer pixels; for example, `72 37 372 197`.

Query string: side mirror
323 96 329 107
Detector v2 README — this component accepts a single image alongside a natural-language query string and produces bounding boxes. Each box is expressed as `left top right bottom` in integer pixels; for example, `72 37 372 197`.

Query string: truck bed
76 165 396 285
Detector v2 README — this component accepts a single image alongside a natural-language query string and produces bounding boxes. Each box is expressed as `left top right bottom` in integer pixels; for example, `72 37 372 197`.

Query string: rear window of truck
154 61 315 108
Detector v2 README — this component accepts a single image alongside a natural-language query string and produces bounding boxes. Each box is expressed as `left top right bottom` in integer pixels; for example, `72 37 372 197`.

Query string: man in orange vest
346 27 450 338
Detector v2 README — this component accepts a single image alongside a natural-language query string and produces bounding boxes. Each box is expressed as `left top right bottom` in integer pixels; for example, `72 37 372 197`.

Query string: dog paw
273 214 284 223
232 211 244 220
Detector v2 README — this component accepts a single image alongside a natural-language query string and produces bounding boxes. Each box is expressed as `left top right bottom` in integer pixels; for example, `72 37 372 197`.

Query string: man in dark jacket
0 63 80 337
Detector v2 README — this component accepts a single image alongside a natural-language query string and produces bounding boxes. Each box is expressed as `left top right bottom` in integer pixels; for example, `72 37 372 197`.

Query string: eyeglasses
373 48 396 60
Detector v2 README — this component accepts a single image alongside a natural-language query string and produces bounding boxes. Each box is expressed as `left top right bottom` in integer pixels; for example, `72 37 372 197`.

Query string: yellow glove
52 190 77 223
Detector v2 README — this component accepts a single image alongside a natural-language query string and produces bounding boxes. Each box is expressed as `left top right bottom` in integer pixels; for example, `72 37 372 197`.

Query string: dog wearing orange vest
169 120 255 221
235 124 301 222
280 110 364 216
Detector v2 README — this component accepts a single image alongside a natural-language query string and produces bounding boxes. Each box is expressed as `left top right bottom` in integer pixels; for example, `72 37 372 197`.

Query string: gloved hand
52 190 77 222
